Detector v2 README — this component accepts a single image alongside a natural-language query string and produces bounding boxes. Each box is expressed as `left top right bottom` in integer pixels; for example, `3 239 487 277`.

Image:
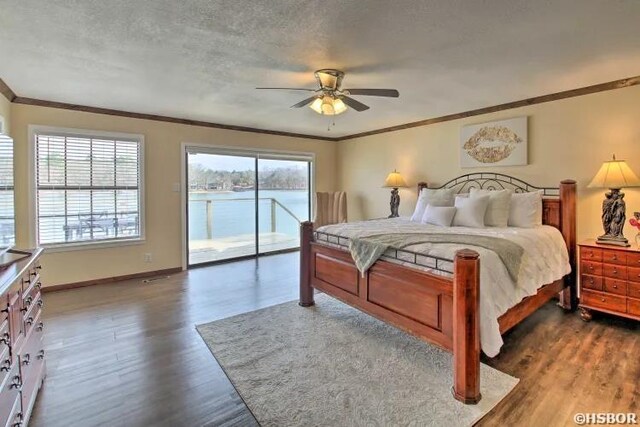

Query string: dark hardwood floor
31 252 639 427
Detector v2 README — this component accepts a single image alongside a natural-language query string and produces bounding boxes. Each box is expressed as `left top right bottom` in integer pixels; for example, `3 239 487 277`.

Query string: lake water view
188 189 310 241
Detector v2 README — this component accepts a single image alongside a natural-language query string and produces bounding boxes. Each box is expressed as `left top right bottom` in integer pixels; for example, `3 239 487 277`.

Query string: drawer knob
0 332 9 345
0 359 10 372
10 375 21 390
601 298 606 302
25 317 34 326
37 350 44 360
21 354 30 366
589 279 594 284
612 255 617 260
24 296 33 306
36 322 44 332
37 300 43 308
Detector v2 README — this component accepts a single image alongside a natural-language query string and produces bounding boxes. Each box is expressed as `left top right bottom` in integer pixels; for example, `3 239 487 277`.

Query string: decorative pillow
452 195 490 228
421 205 457 227
470 188 513 227
410 188 455 222
508 190 543 228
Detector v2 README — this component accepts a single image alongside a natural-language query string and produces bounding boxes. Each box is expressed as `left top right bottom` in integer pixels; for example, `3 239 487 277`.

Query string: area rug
196 294 518 426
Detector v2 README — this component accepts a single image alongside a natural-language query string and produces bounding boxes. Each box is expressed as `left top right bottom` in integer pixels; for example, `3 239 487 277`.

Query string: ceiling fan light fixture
309 95 347 116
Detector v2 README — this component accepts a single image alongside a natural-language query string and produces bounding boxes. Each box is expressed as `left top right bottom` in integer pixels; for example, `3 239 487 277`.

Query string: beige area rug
196 294 518 427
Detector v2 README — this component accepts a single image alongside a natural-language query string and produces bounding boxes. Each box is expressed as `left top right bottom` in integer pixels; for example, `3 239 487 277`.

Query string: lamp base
595 235 630 247
388 188 400 218
596 188 629 247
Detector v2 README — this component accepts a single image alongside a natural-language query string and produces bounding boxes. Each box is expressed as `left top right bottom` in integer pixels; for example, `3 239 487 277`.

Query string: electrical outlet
144 253 152 263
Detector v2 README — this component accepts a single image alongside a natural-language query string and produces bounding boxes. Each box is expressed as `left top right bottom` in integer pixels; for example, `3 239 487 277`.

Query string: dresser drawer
581 247 603 262
627 252 640 267
581 274 602 291
581 261 602 276
24 306 42 340
602 249 626 265
603 264 627 280
628 267 640 283
628 298 640 317
628 282 640 299
603 278 627 296
19 324 45 420
581 289 627 313
0 363 21 427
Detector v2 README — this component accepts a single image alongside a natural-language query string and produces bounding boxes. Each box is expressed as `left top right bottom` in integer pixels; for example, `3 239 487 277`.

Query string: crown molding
2 75 640 142
339 75 640 141
0 78 16 102
11 96 339 142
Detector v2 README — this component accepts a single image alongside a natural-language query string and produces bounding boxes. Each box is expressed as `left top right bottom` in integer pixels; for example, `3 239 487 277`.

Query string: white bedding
316 217 571 357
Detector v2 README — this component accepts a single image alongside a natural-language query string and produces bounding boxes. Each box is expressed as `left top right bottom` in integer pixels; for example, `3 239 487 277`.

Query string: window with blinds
35 131 143 246
0 135 14 246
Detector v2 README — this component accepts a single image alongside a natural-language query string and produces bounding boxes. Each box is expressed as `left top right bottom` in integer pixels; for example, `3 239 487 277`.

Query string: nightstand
578 240 640 321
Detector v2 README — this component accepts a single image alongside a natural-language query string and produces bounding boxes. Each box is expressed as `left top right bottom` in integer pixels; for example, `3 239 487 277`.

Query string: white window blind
0 135 14 246
35 132 142 246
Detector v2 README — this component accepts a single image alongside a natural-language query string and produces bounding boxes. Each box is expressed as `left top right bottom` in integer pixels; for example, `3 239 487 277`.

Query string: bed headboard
417 173 577 283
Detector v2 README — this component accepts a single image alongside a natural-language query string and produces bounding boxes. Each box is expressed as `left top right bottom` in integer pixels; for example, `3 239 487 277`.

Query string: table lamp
588 154 640 246
383 170 408 218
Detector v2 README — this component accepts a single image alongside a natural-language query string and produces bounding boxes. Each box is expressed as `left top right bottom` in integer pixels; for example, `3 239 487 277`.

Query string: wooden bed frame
299 174 577 404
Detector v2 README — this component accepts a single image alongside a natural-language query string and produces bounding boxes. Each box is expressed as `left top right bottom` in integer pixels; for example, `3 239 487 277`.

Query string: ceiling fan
256 69 399 116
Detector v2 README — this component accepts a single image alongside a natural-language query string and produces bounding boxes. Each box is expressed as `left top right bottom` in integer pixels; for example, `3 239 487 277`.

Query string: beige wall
338 85 640 244
11 104 338 286
0 95 10 135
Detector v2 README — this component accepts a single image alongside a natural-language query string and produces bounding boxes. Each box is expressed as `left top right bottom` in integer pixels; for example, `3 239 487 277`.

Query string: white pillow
421 205 457 227
508 190 543 228
470 188 513 227
410 188 455 222
452 195 490 228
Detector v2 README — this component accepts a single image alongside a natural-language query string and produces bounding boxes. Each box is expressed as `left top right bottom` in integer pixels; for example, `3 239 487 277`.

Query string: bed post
299 221 315 307
559 180 577 310
452 249 481 404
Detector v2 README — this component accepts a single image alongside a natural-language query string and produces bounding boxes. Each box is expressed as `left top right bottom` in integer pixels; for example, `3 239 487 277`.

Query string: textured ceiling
1 0 640 138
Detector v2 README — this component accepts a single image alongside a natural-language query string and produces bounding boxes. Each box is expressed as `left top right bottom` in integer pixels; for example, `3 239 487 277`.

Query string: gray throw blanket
348 233 524 281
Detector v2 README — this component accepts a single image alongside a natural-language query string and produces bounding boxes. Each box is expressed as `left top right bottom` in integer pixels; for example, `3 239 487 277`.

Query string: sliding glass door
186 148 311 266
258 158 310 254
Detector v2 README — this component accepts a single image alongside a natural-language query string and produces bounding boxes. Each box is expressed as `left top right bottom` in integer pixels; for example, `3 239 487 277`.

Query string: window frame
28 125 145 252
0 133 15 247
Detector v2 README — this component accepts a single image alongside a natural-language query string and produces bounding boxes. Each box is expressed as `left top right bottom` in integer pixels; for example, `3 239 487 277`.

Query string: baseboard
42 267 183 293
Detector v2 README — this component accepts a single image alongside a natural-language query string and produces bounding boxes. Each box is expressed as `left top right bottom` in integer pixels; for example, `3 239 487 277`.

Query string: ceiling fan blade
290 96 318 108
256 87 316 91
341 96 370 112
344 89 399 97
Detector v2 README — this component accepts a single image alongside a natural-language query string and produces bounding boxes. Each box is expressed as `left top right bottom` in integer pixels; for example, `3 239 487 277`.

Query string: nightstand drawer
581 274 602 291
581 247 603 262
603 264 627 280
602 249 626 265
581 289 627 313
629 298 640 317
628 253 640 267
603 278 626 296
581 261 602 276
627 267 640 283
628 282 640 299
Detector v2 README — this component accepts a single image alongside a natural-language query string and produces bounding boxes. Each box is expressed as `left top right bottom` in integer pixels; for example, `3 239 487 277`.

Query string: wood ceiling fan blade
341 96 370 112
256 87 316 91
290 96 318 108
344 89 399 97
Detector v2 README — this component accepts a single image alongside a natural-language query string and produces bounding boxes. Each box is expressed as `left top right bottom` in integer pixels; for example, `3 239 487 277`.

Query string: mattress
315 217 571 357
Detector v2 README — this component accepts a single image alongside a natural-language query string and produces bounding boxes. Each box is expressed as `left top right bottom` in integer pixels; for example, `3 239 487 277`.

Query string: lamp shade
588 155 640 189
383 170 408 188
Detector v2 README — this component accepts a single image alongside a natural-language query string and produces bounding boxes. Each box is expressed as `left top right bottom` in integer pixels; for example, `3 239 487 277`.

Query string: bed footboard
299 221 481 404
